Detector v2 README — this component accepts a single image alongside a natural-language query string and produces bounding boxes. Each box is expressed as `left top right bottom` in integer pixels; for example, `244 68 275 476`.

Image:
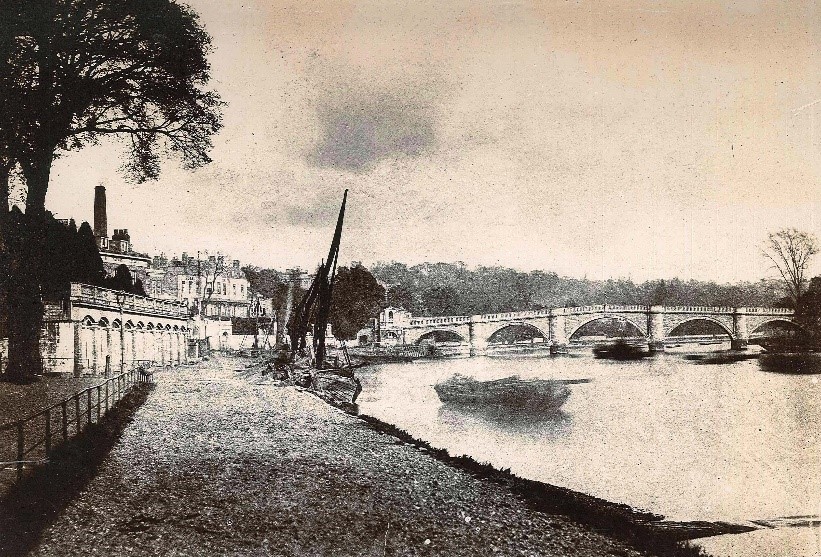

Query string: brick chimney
93 185 107 240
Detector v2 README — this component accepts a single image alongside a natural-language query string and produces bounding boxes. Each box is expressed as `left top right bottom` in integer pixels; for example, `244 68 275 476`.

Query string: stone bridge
42 283 191 375
399 305 797 355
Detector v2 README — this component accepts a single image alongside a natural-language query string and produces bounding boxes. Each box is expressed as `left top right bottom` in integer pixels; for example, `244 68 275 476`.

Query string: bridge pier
549 311 568 354
647 306 666 352
468 322 487 356
732 310 749 350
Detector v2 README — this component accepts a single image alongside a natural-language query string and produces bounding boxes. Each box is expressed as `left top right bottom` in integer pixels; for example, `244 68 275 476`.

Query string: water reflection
438 401 573 439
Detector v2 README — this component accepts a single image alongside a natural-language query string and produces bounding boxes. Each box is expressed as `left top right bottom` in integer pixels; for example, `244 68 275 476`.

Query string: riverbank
14 355 672 556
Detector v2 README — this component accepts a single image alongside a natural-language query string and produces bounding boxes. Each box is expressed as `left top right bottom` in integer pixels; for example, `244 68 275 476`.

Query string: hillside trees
0 0 222 381
369 261 785 318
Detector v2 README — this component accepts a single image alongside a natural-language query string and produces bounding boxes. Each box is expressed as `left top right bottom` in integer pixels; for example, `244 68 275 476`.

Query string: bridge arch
81 315 96 326
486 322 548 345
749 318 803 334
666 317 734 340
415 329 468 345
98 317 110 328
748 319 806 343
568 315 646 341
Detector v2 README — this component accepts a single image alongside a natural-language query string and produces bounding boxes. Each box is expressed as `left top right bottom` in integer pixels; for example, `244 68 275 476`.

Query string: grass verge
0 383 154 556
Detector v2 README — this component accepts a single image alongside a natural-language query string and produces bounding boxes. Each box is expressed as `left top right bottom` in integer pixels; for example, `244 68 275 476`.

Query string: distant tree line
370 261 788 317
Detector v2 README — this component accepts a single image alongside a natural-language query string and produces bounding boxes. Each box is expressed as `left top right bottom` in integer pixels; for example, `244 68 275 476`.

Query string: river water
356 346 821 555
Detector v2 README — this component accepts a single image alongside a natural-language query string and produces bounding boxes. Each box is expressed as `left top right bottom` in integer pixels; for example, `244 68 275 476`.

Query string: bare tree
762 228 819 306
199 255 226 318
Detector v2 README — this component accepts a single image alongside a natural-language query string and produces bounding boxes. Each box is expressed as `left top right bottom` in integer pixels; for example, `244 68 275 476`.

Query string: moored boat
311 370 363 405
592 340 649 360
434 374 570 409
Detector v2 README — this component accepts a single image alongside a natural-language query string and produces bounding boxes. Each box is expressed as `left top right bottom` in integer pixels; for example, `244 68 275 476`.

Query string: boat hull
311 371 363 404
434 374 570 410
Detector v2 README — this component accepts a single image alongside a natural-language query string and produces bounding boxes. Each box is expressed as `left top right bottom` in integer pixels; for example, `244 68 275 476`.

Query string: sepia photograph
0 1 819 556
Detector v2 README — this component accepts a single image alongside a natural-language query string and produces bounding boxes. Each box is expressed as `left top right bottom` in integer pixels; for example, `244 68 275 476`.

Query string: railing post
16 422 24 481
97 385 102 421
74 393 83 435
105 379 109 411
62 401 68 441
87 390 92 425
44 408 51 456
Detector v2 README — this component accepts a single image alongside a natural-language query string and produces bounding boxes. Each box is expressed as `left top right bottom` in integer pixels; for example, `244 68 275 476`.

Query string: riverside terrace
394 305 797 355
35 283 191 375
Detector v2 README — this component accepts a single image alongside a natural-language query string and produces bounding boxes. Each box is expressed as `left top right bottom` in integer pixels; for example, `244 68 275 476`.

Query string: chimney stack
93 185 107 239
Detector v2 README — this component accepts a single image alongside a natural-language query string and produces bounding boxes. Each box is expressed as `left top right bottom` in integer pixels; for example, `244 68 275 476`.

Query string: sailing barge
286 190 362 406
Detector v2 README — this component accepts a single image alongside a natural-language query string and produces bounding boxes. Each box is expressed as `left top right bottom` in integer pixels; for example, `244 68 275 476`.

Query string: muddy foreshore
0 355 734 556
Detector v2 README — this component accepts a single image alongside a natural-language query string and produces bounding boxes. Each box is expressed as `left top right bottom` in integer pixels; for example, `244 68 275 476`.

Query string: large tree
762 228 819 307
0 0 222 381
329 264 385 340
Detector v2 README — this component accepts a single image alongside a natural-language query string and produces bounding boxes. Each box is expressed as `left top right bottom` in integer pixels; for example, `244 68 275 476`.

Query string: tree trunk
0 165 8 376
0 164 9 214
3 211 44 382
3 153 52 382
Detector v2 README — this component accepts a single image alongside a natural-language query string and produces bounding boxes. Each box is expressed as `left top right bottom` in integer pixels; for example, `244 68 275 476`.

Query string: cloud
307 88 438 173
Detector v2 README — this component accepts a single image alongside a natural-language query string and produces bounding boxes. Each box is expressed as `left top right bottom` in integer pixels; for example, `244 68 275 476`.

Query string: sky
34 0 821 283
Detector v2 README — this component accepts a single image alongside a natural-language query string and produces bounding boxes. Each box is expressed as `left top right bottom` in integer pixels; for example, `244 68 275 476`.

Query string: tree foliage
761 228 819 307
0 0 221 380
370 261 786 317
243 266 305 339
1 0 223 208
329 264 385 339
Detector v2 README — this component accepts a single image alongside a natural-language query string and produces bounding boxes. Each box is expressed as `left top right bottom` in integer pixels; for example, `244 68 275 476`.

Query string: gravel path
29 356 646 556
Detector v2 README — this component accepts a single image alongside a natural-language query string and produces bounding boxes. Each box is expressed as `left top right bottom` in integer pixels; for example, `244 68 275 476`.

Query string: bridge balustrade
399 304 796 355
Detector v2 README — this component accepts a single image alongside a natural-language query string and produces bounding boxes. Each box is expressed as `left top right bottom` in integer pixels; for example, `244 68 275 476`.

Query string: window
233 284 237 297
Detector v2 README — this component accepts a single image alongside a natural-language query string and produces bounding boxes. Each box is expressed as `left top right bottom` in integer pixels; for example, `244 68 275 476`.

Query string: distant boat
592 340 649 360
434 374 570 410
683 351 758 365
357 344 436 364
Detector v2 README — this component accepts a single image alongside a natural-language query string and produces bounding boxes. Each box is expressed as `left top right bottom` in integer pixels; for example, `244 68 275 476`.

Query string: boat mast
287 189 348 366
313 190 347 368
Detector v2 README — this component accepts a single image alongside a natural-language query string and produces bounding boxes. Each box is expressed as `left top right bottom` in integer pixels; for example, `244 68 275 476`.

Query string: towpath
26 355 645 556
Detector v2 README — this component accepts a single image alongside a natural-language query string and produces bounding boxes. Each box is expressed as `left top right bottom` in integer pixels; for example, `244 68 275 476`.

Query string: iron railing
0 367 154 482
